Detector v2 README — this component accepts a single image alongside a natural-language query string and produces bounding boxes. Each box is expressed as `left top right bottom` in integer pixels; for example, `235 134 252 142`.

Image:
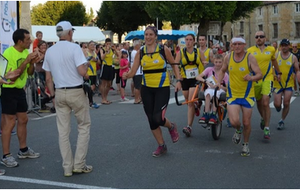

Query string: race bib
185 68 198 79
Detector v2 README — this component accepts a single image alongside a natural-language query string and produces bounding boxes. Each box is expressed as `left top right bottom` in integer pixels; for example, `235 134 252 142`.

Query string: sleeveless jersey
141 44 170 88
87 51 97 76
274 52 294 89
227 52 255 98
247 45 276 82
180 48 203 79
102 49 113 66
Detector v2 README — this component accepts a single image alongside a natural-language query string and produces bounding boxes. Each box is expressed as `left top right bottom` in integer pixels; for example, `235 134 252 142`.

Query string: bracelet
176 79 181 83
277 72 282 75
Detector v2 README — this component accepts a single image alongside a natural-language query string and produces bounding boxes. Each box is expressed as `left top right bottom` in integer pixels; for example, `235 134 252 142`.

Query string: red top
33 39 40 51
119 58 129 77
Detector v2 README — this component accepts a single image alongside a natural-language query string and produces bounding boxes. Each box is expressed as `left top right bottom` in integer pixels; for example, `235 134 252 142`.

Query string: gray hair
133 39 141 47
56 30 70 38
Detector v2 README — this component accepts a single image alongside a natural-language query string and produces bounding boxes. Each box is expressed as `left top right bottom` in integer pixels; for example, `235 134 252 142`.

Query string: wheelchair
175 81 227 140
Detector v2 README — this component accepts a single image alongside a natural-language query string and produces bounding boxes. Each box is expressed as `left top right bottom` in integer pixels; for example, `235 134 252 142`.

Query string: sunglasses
255 35 265 39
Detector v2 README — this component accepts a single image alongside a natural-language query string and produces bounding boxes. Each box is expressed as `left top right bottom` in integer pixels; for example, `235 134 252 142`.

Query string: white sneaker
121 97 129 101
241 143 250 156
1 154 19 167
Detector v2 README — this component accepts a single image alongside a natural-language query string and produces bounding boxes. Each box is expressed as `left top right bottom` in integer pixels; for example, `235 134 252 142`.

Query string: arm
293 55 300 84
196 70 207 83
245 54 262 82
216 54 229 86
45 71 55 97
271 58 281 81
77 62 89 78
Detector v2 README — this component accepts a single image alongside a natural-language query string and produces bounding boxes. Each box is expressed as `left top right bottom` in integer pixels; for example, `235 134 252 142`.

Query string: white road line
118 95 187 105
0 176 112 189
31 113 56 120
269 97 296 108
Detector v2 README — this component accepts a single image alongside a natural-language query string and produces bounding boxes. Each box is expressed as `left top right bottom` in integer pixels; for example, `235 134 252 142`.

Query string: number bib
185 68 199 79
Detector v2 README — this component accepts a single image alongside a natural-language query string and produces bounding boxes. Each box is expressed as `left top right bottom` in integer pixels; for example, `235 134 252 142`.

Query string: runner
198 35 214 68
218 36 262 156
122 26 181 157
273 39 300 129
247 31 281 139
291 43 300 96
174 34 204 137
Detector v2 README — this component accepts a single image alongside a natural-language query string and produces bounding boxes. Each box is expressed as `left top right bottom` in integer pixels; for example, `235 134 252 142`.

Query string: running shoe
182 126 192 137
169 123 179 143
232 130 242 144
198 113 209 124
208 113 218 125
263 128 270 139
90 103 100 109
152 144 167 157
17 147 40 159
277 120 284 130
294 91 299 96
241 143 250 157
121 97 129 101
260 118 265 130
73 165 93 173
0 154 18 168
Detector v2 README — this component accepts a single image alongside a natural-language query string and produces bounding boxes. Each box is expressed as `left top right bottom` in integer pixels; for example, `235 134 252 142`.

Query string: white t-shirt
131 49 143 75
42 41 87 88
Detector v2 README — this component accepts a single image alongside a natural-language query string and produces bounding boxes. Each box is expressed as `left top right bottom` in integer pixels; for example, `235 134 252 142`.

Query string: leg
282 90 293 120
1 114 16 155
227 104 242 130
15 112 28 149
273 90 283 112
241 107 253 143
261 95 271 127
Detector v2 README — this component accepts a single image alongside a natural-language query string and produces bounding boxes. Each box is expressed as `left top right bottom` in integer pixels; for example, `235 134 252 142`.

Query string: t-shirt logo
265 52 270 55
239 67 246 72
253 52 257 56
286 61 292 66
153 60 159 64
278 60 282 66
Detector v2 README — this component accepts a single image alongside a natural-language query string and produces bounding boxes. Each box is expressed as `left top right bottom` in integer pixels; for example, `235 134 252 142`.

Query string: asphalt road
1 82 300 189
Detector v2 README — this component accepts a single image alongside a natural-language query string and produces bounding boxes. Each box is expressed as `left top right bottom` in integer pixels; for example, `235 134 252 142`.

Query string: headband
231 37 246 44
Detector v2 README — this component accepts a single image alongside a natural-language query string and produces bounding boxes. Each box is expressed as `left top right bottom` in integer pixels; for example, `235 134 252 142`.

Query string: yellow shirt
3 46 30 89
180 48 203 79
103 49 113 66
274 52 294 89
141 45 170 88
87 51 97 76
227 52 255 98
247 45 275 81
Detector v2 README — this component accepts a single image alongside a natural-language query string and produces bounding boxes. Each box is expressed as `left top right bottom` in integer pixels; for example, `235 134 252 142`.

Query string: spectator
43 21 93 177
32 31 43 51
1 29 42 168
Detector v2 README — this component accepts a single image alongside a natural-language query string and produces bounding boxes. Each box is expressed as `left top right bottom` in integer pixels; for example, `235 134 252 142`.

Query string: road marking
118 95 187 105
31 113 56 120
269 97 296 108
0 176 111 189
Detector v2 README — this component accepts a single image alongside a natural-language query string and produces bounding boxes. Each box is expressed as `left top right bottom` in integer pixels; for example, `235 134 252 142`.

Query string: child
119 51 130 101
33 31 43 52
196 54 229 124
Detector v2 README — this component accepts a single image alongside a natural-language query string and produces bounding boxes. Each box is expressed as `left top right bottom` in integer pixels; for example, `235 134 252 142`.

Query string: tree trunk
197 19 210 40
118 32 122 43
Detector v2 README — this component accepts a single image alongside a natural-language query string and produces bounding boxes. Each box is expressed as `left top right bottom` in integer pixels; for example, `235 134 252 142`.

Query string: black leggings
141 86 170 130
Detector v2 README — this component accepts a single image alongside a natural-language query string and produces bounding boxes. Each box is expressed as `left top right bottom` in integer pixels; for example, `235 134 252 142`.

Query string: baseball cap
56 21 75 32
121 50 127 54
280 39 290 45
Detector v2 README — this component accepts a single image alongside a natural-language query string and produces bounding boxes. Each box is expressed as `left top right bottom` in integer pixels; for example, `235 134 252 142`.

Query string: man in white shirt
43 21 92 177
131 39 143 104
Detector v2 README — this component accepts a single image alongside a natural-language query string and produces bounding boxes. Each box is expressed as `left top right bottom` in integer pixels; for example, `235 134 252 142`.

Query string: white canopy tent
31 25 106 43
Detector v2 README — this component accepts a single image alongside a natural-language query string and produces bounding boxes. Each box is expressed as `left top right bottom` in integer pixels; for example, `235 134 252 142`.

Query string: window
273 23 278 38
296 3 300 12
258 24 263 31
240 21 244 33
258 8 262 15
273 5 278 14
296 22 300 38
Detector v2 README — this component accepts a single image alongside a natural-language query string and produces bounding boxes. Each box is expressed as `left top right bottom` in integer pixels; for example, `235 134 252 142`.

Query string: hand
4 68 20 79
243 74 252 81
122 72 128 80
175 81 182 92
84 74 89 80
276 74 281 82
0 77 14 85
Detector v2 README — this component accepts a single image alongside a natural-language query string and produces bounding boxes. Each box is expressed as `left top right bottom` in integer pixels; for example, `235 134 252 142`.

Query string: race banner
0 1 18 54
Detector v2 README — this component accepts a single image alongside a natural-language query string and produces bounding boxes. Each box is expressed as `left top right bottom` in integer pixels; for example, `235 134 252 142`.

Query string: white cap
56 21 75 32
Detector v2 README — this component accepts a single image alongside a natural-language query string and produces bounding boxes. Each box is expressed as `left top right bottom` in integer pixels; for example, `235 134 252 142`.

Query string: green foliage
31 1 88 26
96 1 152 42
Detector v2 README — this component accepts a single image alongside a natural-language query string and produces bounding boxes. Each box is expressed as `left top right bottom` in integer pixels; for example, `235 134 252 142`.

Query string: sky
30 0 102 13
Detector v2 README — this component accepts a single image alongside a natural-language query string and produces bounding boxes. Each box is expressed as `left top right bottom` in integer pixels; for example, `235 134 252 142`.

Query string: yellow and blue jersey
87 51 97 76
227 52 255 98
141 44 170 88
247 45 276 82
180 48 203 79
274 52 294 89
103 49 113 66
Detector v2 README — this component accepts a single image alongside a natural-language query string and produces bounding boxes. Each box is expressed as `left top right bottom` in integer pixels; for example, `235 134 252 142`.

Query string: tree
96 1 153 43
31 1 88 26
145 1 262 38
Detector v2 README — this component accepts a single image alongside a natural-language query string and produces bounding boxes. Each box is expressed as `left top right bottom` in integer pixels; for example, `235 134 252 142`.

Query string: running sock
159 143 165 147
3 153 10 158
20 147 28 153
265 127 270 130
187 125 192 129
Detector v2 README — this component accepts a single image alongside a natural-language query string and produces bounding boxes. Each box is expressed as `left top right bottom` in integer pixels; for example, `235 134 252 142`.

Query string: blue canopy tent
125 30 196 41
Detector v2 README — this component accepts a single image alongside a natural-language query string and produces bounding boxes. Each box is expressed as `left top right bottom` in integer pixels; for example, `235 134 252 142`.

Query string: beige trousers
55 88 91 173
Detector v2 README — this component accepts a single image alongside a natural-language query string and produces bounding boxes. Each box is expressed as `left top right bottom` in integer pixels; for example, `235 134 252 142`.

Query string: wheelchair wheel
211 120 222 140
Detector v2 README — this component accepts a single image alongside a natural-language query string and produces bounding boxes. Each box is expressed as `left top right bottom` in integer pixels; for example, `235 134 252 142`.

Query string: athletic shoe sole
0 161 19 168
